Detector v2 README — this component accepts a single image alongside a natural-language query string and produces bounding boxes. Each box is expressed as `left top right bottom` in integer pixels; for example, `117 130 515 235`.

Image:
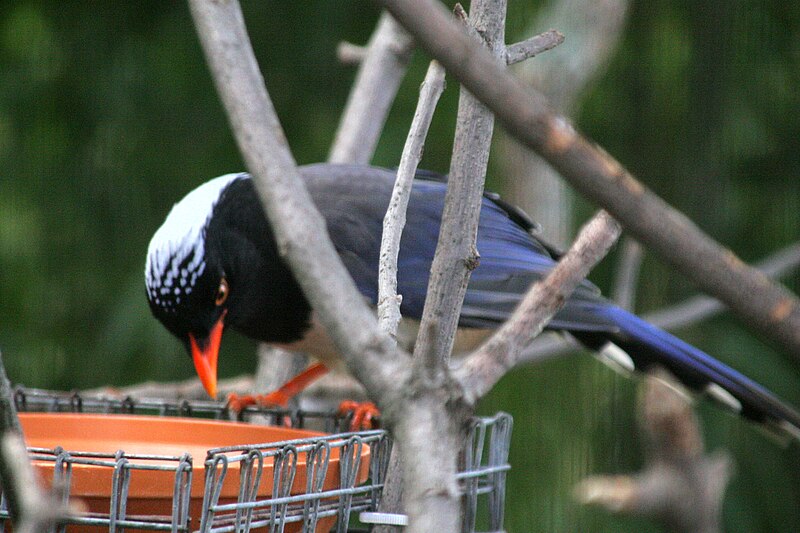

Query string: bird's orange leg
227 362 330 412
227 362 381 430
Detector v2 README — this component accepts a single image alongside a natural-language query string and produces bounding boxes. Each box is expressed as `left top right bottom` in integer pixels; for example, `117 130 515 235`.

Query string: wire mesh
2 447 194 532
0 388 511 532
198 431 390 533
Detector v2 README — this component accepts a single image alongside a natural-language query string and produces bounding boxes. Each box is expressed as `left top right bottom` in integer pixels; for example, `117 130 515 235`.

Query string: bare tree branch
374 63 446 530
253 344 309 409
457 211 621 400
575 368 732 533
413 0 507 366
517 240 800 365
336 41 367 65
0 350 23 520
505 29 565 65
188 3 466 530
379 60 447 338
0 350 73 531
189 0 403 397
329 12 415 165
612 237 644 310
500 0 630 249
187 2 788 530
377 0 800 358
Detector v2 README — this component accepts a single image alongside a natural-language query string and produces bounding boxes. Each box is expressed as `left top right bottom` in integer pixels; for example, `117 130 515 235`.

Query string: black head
145 173 246 397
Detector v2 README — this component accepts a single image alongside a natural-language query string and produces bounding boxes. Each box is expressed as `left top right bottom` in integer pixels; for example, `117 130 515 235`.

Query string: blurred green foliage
0 1 798 531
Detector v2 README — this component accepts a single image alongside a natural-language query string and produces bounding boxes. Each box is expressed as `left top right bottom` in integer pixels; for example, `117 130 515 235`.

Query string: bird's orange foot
338 400 380 431
226 391 292 420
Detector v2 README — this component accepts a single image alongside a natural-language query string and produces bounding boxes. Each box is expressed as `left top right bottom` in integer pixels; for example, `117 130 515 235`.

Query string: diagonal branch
188 3 461 530
505 29 565 65
517 240 800 366
379 60 447 339
188 0 405 401
377 0 800 359
457 211 621 401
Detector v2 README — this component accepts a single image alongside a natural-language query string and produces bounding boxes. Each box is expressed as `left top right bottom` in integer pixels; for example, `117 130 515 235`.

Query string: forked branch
377 0 800 358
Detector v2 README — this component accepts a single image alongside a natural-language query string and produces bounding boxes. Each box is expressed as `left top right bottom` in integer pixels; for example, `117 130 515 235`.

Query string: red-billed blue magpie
145 164 800 438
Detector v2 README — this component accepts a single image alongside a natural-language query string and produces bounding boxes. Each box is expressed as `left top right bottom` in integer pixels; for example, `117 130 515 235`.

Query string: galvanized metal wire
0 388 511 532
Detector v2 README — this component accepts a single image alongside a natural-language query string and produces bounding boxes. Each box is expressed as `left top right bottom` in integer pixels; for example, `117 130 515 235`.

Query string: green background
1 1 798 531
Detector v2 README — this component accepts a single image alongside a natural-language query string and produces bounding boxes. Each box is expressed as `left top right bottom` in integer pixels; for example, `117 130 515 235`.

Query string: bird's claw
226 391 293 426
338 400 380 431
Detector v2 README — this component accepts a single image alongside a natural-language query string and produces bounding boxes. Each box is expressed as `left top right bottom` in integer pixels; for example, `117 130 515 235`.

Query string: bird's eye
215 278 229 306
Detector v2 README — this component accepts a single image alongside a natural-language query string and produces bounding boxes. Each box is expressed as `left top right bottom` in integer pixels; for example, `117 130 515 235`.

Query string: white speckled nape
145 173 245 306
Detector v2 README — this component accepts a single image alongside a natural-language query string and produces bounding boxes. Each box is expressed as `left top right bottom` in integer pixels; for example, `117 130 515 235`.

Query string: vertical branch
378 60 447 338
413 0 507 366
392 320 467 533
329 12 415 165
374 61 446 532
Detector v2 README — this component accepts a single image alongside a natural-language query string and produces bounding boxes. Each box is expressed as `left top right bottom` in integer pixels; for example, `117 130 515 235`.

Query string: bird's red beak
188 311 226 399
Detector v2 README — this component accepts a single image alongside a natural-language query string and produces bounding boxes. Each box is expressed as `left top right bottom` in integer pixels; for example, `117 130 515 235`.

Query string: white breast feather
145 173 245 303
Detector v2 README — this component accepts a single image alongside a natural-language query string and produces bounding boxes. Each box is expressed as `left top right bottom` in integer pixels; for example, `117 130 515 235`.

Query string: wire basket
0 388 512 532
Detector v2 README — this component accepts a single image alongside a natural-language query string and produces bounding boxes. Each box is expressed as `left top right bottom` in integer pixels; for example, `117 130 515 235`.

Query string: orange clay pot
19 413 371 532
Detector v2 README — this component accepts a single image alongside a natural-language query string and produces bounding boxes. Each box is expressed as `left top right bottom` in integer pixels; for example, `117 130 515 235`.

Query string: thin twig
505 29 565 65
377 0 800 358
457 211 622 401
378 60 446 339
612 237 643 310
645 241 800 330
374 58 446 528
329 12 415 165
336 41 367 65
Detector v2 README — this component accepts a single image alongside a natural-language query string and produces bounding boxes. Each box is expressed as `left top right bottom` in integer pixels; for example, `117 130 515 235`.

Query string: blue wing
301 163 800 437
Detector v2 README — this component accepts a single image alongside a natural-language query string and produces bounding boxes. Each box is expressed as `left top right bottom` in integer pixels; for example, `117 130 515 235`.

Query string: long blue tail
572 305 800 440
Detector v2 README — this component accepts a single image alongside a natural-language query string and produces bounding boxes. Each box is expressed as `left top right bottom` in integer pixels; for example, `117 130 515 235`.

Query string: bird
145 163 800 438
